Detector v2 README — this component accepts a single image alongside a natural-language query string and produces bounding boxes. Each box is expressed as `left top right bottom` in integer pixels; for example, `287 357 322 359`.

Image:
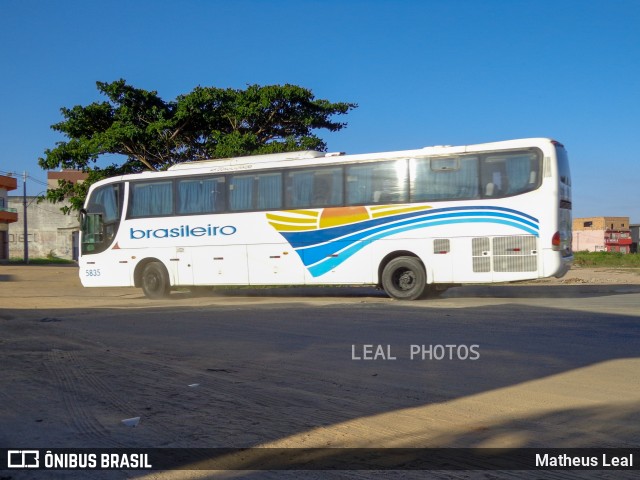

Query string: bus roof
88 137 558 187
167 138 556 170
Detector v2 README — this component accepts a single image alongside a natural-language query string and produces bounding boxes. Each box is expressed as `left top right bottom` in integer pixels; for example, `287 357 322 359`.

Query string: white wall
7 196 79 260
572 230 605 252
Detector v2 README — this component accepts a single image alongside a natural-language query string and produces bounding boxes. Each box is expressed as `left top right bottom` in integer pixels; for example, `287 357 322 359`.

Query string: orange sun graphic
319 206 370 229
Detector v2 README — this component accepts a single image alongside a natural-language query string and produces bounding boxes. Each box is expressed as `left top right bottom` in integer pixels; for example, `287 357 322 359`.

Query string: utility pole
22 171 28 264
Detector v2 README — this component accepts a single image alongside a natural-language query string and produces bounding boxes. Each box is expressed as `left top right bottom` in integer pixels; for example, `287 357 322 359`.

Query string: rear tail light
552 231 561 250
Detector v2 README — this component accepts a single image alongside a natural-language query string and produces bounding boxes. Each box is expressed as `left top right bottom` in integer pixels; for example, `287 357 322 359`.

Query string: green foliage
39 80 357 211
9 257 75 265
573 251 640 267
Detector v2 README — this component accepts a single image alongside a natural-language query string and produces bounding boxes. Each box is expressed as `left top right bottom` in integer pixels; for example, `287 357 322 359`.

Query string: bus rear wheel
381 256 427 300
141 262 171 299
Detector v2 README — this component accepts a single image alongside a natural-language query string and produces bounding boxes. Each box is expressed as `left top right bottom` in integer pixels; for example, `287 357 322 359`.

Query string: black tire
381 256 427 300
141 262 171 299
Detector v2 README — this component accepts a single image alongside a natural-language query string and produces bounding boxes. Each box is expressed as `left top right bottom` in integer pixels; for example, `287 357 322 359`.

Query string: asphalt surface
1 266 640 479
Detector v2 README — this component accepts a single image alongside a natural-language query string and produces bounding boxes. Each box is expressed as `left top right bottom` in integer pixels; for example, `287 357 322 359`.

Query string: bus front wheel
381 256 427 301
141 262 171 299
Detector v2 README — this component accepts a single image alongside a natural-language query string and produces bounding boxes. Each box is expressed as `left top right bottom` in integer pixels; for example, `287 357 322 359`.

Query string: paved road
1 266 640 478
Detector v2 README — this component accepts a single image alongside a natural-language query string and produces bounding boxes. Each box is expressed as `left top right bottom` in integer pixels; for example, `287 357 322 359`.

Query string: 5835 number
85 268 101 277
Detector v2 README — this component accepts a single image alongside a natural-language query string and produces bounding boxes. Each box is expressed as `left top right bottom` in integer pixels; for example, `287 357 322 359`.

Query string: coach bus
78 138 572 300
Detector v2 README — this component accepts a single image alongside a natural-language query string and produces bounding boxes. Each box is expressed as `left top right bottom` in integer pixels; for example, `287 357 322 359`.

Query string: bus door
174 246 194 286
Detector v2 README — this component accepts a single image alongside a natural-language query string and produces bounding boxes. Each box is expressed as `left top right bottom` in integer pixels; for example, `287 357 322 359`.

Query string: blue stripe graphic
280 206 538 249
307 217 535 276
301 211 536 265
271 205 539 277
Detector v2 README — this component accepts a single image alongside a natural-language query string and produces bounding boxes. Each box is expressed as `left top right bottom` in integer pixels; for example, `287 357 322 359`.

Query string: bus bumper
542 250 573 279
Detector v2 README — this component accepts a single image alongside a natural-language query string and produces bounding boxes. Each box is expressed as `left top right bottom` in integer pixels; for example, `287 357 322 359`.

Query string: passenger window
482 151 540 197
177 176 226 214
129 181 173 217
346 160 408 205
229 172 282 211
285 167 343 208
411 156 479 201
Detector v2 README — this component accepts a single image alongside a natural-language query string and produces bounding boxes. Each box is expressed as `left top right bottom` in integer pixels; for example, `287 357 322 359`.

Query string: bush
9 257 75 265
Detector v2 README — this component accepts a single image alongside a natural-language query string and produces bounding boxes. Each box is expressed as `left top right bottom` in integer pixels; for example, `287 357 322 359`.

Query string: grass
8 257 76 265
573 251 640 268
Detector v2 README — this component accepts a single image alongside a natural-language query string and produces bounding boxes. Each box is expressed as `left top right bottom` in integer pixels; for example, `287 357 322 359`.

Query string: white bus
79 138 572 300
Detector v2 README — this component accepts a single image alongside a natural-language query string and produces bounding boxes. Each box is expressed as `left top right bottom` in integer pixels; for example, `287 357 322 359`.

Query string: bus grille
471 236 538 273
433 239 451 254
492 236 538 272
472 238 491 272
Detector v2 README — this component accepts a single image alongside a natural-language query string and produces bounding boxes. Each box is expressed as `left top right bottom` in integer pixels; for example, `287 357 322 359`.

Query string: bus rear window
556 145 571 186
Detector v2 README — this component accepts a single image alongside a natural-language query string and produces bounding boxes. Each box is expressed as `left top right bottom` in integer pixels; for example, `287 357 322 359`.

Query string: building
631 224 639 254
572 217 633 253
0 174 19 260
7 196 81 260
47 170 89 190
8 170 87 261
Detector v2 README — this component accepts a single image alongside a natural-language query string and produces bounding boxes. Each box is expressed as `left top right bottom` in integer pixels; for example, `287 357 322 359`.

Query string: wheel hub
397 270 415 290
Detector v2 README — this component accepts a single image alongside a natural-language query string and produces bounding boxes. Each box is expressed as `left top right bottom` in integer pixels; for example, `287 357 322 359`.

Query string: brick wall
573 217 630 231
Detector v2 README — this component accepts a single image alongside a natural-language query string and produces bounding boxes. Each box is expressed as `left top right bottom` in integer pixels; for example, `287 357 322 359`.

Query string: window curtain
455 158 479 198
505 155 534 194
178 178 222 214
412 158 479 200
346 165 374 205
92 185 119 221
289 171 314 208
131 182 172 217
229 176 254 210
257 174 282 210
329 169 343 205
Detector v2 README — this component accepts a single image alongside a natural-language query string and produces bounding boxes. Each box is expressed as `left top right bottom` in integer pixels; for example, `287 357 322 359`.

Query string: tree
39 79 357 212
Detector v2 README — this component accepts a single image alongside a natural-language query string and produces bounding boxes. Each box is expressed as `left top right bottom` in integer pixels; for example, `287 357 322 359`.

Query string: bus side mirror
79 208 88 229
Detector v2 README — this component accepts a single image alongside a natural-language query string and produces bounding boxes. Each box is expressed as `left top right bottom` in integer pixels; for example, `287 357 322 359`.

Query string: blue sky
1 0 639 221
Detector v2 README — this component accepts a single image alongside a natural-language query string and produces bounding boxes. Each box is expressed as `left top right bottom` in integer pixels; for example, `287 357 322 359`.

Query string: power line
27 176 49 187
0 170 49 187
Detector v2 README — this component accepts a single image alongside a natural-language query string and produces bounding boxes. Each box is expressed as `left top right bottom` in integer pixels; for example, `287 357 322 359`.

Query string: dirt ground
1 265 640 479
0 264 639 310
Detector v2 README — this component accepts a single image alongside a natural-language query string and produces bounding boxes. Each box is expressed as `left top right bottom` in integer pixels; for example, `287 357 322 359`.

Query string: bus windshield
81 183 122 254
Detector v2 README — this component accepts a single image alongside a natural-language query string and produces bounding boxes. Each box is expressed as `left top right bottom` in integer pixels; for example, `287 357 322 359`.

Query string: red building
0 174 18 260
604 229 633 253
573 217 633 253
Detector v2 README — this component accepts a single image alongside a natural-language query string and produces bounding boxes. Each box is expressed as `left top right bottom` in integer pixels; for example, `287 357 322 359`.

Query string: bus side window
286 167 343 209
483 152 541 197
129 181 173 217
230 172 282 211
312 168 343 207
411 156 478 201
177 176 226 214
481 159 507 198
346 160 407 205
